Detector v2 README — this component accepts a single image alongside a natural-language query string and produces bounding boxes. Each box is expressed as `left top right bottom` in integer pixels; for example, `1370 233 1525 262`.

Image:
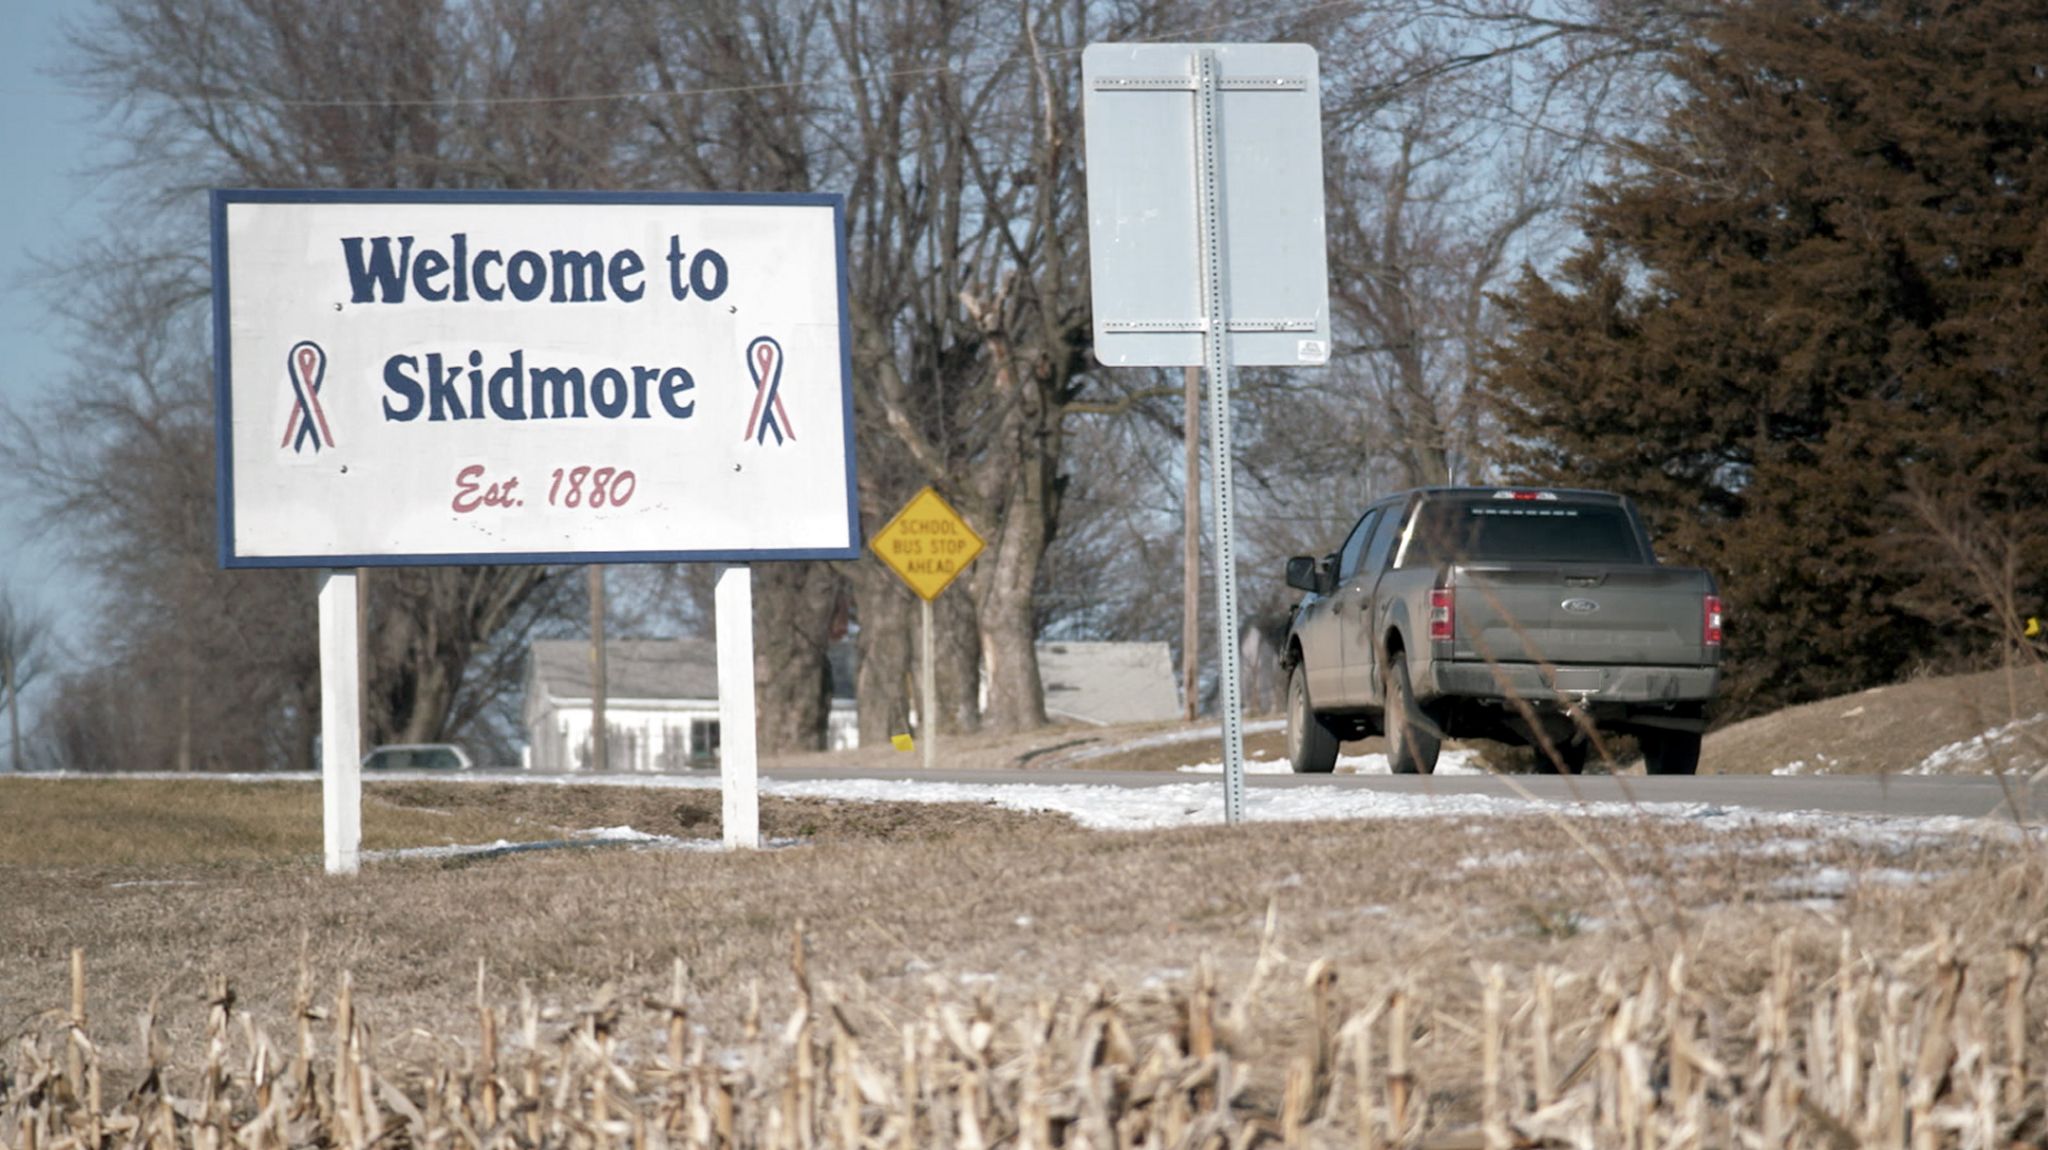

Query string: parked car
1281 487 1721 775
361 743 475 771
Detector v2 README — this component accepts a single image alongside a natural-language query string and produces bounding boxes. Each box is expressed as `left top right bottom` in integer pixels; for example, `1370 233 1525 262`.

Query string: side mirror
1285 556 1322 593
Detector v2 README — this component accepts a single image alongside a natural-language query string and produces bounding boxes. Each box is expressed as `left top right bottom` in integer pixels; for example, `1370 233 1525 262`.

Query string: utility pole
589 565 608 771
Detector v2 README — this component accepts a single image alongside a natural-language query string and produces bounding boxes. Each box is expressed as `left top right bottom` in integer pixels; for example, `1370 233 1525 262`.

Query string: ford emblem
1561 598 1600 614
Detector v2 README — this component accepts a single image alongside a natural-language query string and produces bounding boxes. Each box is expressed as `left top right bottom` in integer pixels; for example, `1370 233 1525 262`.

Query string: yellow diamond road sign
871 487 985 601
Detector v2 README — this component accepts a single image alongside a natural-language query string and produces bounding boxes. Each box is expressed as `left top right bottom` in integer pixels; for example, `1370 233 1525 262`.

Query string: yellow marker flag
890 733 915 752
2027 616 2042 639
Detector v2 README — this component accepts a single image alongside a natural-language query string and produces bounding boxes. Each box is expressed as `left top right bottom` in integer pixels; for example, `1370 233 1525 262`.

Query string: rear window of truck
1399 501 1646 565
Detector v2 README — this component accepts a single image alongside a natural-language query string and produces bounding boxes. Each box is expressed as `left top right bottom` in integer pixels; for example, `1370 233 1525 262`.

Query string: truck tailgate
1450 564 1713 667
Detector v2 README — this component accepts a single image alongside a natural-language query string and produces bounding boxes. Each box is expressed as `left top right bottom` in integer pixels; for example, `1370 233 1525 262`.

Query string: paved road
755 766 2046 822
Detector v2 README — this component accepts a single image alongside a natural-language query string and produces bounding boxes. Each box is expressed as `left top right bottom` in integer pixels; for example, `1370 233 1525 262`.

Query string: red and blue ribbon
280 340 336 453
742 335 794 446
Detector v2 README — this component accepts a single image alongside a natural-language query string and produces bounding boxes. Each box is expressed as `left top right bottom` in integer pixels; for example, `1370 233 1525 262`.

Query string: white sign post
1082 44 1330 824
213 191 858 871
713 565 760 848
317 569 361 873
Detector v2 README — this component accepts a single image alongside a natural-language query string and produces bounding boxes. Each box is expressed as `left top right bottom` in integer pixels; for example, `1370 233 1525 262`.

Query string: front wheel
1383 655 1442 775
1641 729 1702 775
1287 664 1340 774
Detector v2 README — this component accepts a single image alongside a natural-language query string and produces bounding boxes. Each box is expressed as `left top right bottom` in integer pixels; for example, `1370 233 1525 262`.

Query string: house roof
530 638 856 703
1037 641 1182 726
531 639 720 702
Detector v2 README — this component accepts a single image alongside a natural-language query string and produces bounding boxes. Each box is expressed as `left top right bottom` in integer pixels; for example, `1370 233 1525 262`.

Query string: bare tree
0 589 51 772
822 0 1168 734
2 248 321 771
632 0 854 753
22 0 660 766
1028 0 1680 714
1313 1 1665 487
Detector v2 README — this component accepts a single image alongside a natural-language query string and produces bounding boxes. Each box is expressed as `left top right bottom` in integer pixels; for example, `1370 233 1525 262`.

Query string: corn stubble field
3 778 2045 1148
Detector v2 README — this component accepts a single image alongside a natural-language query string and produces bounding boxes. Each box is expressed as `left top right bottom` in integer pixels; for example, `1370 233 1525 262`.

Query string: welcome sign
211 190 858 567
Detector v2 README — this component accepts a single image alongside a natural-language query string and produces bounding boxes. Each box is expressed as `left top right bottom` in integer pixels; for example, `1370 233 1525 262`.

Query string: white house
523 638 1183 770
1035 641 1183 725
523 639 858 772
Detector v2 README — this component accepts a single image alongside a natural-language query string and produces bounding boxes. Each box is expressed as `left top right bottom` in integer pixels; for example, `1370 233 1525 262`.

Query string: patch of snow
754 775 1535 831
109 879 204 889
1779 752 1835 775
1840 706 1866 718
572 825 668 842
1174 747 1485 776
1911 713 2048 775
1776 866 1935 898
1176 759 1297 775
366 828 725 862
1335 748 1485 775
1142 967 1191 990
1459 849 1539 872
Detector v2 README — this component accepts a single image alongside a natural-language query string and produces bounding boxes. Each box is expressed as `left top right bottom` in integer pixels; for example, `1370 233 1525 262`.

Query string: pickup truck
1280 487 1720 775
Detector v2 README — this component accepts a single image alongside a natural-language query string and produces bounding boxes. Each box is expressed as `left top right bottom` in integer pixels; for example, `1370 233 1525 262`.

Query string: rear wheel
1287 664 1340 774
1642 729 1702 775
1383 655 1442 775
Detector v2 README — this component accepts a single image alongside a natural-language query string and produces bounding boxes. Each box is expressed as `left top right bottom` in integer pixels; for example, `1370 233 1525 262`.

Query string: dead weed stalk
5 925 2044 1149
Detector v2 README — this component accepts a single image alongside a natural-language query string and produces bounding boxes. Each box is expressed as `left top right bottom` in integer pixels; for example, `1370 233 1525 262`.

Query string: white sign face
1082 43 1330 368
212 191 858 567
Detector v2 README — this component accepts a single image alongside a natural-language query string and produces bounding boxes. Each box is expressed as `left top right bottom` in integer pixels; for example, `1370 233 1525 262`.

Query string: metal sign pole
921 596 937 770
1195 49 1247 825
317 569 362 874
715 564 761 849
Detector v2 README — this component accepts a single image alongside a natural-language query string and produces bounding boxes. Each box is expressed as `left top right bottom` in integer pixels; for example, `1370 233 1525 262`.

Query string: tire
1383 655 1441 775
1642 729 1702 775
1286 663 1341 774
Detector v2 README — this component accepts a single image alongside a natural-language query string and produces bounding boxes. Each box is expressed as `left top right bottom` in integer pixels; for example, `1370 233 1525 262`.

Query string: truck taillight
1703 595 1723 647
1430 590 1455 642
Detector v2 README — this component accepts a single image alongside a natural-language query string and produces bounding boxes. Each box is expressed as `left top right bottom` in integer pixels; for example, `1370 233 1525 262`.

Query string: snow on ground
364 824 730 863
1911 713 2048 775
1771 753 1837 776
325 768 2012 886
29 762 2026 872
1176 748 1485 776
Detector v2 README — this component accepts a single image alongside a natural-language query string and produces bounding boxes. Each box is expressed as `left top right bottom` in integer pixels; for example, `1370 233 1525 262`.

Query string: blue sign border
211 188 862 569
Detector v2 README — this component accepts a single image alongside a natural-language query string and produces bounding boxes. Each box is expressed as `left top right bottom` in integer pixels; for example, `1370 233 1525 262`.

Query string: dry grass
5 776 2045 1150
0 779 572 871
0 779 1067 872
1705 667 2048 777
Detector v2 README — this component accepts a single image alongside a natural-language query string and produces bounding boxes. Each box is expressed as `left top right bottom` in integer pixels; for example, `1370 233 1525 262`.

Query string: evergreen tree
1487 0 2048 714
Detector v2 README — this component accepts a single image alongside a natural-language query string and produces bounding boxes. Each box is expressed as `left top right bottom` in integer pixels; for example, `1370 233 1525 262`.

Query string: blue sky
1 0 104 663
